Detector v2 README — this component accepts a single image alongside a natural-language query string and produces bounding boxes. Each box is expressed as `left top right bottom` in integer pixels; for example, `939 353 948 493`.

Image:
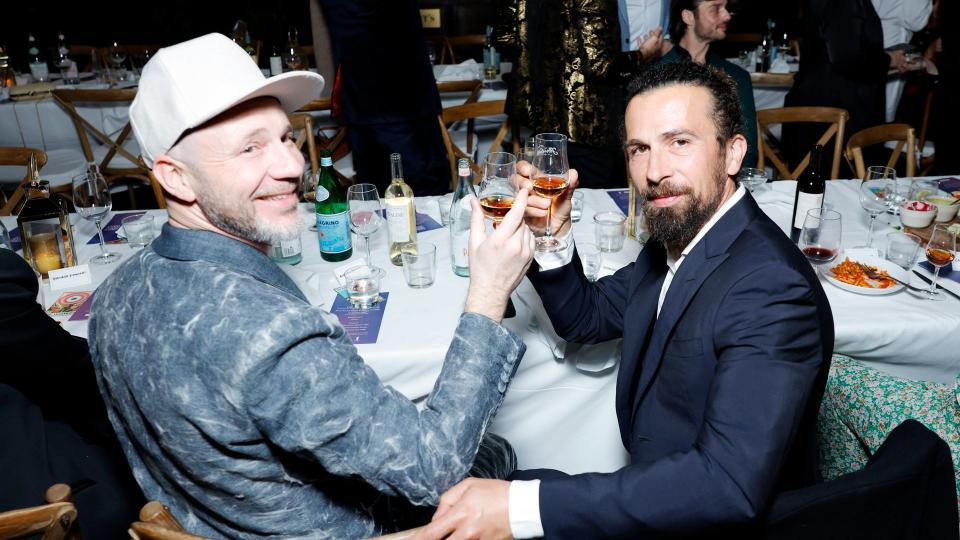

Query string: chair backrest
437 99 510 188
443 34 486 64
436 80 483 106
0 147 48 216
844 123 916 180
757 106 849 180
288 112 319 186
0 484 79 540
762 419 958 539
295 99 352 186
129 501 422 540
51 88 165 209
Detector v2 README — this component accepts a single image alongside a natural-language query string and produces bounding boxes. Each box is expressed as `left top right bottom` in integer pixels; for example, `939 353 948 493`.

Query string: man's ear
681 9 696 28
152 153 197 204
725 134 748 177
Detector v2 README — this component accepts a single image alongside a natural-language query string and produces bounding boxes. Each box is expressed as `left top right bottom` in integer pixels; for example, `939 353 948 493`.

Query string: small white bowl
927 196 960 223
900 200 937 228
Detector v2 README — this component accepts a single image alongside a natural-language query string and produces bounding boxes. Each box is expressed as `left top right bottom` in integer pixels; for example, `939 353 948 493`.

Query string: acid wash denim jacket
88 225 526 539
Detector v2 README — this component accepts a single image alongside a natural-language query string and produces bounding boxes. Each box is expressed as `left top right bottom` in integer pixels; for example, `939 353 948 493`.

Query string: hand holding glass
72 169 120 265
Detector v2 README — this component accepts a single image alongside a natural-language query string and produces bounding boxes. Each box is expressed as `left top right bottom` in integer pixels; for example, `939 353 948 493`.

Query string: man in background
659 0 758 167
314 0 450 195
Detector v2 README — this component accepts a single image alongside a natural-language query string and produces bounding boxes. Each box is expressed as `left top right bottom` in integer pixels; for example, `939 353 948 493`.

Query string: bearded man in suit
414 61 834 539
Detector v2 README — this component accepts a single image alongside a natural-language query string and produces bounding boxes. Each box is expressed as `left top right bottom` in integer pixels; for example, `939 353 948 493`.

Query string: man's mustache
642 183 692 201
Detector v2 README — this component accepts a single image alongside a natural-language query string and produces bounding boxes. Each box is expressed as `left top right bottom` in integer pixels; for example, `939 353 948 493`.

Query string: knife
912 270 960 301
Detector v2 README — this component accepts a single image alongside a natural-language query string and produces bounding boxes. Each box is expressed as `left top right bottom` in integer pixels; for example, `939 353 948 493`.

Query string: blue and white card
330 292 389 344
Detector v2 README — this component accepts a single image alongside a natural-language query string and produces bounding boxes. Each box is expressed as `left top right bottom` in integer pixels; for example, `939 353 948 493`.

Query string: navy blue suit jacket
525 194 834 538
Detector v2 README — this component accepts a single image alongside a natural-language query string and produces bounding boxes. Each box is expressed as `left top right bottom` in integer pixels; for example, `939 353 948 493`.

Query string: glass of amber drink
917 224 957 301
479 152 517 228
532 133 569 252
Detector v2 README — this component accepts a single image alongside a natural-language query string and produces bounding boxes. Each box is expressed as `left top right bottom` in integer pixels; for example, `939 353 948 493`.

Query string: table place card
68 292 95 321
919 261 960 285
47 290 92 317
938 177 960 194
330 292 389 344
607 189 630 215
376 210 442 233
48 264 92 290
87 211 146 244
415 211 442 233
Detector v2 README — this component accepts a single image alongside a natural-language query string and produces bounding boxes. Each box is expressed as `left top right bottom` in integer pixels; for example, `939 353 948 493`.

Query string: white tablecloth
4 181 958 475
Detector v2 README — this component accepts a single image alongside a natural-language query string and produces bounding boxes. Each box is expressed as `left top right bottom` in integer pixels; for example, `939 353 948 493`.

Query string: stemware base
907 287 947 301
90 252 121 265
535 236 567 253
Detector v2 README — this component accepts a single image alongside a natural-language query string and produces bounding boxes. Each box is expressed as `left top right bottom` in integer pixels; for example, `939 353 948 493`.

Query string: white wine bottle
384 153 417 266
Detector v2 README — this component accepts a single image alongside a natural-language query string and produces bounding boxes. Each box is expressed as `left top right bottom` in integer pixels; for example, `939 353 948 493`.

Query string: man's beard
641 160 727 251
193 180 301 245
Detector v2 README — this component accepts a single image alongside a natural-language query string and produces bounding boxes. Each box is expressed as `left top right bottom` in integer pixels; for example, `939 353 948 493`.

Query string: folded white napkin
280 265 326 307
433 59 481 82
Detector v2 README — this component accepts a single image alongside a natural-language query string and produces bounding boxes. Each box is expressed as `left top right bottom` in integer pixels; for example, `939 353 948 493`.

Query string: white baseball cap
130 33 324 167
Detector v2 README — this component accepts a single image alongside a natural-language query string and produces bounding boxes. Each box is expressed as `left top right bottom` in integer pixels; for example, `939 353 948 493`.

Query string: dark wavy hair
670 0 707 43
623 61 744 147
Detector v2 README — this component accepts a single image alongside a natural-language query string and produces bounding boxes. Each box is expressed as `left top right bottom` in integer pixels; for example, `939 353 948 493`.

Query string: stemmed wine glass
109 42 127 83
858 178 893 249
916 225 956 301
532 133 570 252
478 152 517 227
346 183 386 278
737 167 769 193
799 208 842 266
72 166 120 265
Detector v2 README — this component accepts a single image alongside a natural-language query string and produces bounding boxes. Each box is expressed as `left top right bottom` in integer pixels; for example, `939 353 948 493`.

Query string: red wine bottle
790 144 825 243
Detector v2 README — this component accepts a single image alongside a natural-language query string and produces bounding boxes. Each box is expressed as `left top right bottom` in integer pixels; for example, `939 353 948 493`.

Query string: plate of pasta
820 255 906 295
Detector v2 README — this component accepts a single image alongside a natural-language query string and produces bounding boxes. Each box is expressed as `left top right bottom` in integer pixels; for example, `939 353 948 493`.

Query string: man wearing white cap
88 33 535 539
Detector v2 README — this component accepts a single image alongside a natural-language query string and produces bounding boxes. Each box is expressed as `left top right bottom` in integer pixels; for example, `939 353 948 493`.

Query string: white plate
820 254 906 295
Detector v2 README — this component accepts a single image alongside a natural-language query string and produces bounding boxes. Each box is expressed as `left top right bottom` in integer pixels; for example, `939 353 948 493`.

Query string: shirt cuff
533 230 575 271
509 480 544 539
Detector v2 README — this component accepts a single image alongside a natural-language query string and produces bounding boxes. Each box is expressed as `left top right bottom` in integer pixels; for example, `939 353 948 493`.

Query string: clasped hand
513 160 580 238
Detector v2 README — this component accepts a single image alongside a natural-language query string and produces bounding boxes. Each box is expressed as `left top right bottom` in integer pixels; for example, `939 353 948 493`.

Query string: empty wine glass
347 183 386 278
799 208 842 266
884 231 921 270
478 152 517 227
737 167 769 193
72 166 120 265
109 42 127 82
858 178 893 249
532 133 570 252
916 225 957 301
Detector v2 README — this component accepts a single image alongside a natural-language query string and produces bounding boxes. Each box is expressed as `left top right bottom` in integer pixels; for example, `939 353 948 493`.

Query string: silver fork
855 262 925 292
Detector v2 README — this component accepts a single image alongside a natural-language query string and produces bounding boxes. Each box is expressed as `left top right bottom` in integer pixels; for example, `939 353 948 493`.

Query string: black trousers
569 142 628 190
348 117 450 196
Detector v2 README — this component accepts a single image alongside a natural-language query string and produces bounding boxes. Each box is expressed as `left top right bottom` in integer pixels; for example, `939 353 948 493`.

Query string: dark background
2 0 799 71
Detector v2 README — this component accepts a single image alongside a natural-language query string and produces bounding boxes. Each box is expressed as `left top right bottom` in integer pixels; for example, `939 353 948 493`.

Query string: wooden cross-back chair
296 98 352 187
844 123 916 180
0 483 80 540
916 77 936 175
436 79 483 106
0 147 48 216
442 34 486 64
438 99 511 189
128 501 420 540
287 112 321 199
51 88 165 209
757 106 849 180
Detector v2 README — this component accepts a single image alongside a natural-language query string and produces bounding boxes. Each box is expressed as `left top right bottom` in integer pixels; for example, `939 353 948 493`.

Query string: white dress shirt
617 0 670 52
870 0 933 121
511 186 747 539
